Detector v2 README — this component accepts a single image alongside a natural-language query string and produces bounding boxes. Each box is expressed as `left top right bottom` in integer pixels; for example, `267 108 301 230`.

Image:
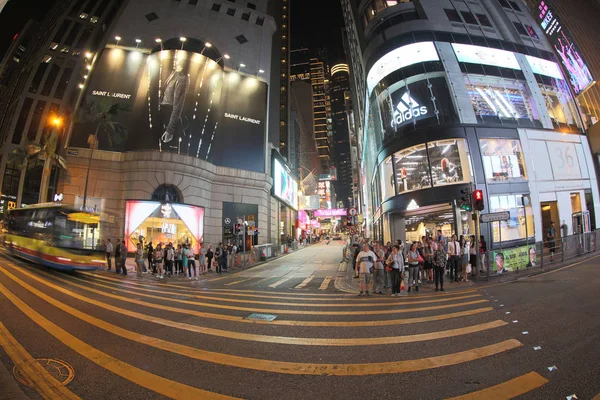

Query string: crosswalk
0 254 565 399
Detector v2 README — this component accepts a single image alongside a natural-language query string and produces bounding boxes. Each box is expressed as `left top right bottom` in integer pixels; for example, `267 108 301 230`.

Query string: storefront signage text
314 209 347 217
91 90 132 99
224 113 261 125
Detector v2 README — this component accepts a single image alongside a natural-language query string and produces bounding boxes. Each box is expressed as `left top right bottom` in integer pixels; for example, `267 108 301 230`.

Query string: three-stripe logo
392 92 428 128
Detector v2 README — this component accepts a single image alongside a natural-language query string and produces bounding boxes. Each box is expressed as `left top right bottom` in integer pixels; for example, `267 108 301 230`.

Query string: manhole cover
13 358 74 387
245 313 278 321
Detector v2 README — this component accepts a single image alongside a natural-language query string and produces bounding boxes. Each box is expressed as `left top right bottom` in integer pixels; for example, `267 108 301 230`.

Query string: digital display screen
535 0 594 95
273 158 298 210
525 55 564 79
452 43 521 70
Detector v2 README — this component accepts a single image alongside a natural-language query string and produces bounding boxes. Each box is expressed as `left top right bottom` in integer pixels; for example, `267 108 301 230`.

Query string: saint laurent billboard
70 47 268 172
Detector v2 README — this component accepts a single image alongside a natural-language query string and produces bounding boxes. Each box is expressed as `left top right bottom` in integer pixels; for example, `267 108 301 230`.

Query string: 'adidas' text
391 92 428 128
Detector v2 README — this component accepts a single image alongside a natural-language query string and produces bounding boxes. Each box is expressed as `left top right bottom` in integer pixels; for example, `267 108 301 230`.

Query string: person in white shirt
185 245 197 280
105 239 113 271
355 244 377 296
448 234 461 282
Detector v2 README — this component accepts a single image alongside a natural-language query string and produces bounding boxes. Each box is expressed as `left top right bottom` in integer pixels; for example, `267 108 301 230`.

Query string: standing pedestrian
135 242 144 277
206 245 214 272
423 238 434 283
147 242 155 274
462 236 470 282
479 235 487 274
186 245 197 280
407 242 420 292
120 240 128 276
355 244 377 296
221 243 228 272
174 244 183 274
448 234 461 282
153 243 164 279
433 239 447 291
105 239 113 271
199 243 207 274
231 243 238 268
373 243 386 294
386 245 404 296
547 221 557 261
469 235 477 278
114 239 122 274
166 243 174 276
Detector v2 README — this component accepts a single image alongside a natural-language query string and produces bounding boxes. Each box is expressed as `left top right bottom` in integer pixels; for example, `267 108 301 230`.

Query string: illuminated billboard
272 158 298 210
535 0 594 95
70 46 268 172
452 43 521 70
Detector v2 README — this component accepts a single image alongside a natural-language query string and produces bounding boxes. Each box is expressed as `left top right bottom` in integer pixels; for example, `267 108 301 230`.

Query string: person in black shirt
147 242 155 274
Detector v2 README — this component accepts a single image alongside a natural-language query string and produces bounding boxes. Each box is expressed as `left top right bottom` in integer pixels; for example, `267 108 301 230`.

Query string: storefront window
539 79 582 131
489 194 534 243
427 139 470 187
393 143 429 194
465 75 538 124
380 156 395 200
480 138 527 182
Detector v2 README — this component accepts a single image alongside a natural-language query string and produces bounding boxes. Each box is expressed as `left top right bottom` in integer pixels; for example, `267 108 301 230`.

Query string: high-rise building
0 0 291 248
290 47 311 82
341 0 599 252
522 0 600 127
310 56 332 173
330 63 353 208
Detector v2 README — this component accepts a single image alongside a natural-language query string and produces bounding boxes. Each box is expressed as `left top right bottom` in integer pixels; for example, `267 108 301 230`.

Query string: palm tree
77 98 129 208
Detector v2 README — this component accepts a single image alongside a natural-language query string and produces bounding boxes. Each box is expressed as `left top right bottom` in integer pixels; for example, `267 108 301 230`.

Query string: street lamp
114 36 121 46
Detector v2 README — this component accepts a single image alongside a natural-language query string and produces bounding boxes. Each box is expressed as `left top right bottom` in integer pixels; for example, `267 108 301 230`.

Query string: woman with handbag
386 245 404 296
407 242 420 292
423 239 434 283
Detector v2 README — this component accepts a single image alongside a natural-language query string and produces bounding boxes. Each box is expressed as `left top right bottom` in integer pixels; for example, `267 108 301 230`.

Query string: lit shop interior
124 200 204 252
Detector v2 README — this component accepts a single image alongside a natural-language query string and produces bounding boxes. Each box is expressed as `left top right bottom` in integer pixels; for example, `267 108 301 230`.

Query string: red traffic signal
473 190 484 211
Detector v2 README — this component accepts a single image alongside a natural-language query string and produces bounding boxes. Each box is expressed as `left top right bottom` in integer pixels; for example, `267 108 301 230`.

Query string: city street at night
1 241 599 399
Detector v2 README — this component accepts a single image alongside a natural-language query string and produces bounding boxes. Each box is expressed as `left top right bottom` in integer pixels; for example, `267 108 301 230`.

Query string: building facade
341 0 600 269
330 63 353 208
0 0 293 251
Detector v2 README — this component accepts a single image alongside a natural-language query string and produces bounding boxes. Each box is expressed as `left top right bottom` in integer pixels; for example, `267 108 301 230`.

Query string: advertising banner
272 158 298 210
491 245 537 274
70 48 268 172
378 77 457 136
299 195 320 210
314 208 347 217
534 0 593 94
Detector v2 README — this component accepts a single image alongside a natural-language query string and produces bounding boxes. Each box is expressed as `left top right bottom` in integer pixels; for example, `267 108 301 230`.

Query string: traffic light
473 190 484 211
234 224 241 235
459 188 472 211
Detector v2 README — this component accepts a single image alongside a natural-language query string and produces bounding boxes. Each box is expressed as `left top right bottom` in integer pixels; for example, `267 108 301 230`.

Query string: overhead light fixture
115 36 121 41
179 37 187 42
155 38 162 43
223 54 230 59
83 75 88 79
78 84 84 89
239 63 246 68
85 52 92 59
258 69 264 73
86 65 91 70
205 42 212 48
135 38 141 43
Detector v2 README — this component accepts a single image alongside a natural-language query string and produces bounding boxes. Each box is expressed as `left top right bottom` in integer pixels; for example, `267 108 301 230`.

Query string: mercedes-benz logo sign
224 218 231 224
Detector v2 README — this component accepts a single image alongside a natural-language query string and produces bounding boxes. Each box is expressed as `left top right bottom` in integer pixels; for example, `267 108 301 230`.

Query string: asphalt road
0 241 599 400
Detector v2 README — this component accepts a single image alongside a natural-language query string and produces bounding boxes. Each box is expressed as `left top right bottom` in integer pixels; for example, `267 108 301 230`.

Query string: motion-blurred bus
1 204 108 271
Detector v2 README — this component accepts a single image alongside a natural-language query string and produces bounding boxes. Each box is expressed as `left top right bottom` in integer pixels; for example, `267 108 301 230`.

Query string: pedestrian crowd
350 231 488 296
98 239 239 279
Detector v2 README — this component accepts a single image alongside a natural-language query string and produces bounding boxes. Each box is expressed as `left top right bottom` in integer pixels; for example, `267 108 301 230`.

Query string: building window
2 161 21 199
247 2 256 9
476 13 492 27
489 194 534 244
427 139 468 187
90 16 99 23
513 22 528 36
211 3 221 11
79 13 88 19
538 80 582 130
380 156 395 200
11 98 33 144
508 1 521 11
235 34 248 44
525 25 539 39
29 61 49 94
444 9 462 23
241 12 250 20
145 12 159 21
226 7 236 16
460 11 477 25
479 138 527 183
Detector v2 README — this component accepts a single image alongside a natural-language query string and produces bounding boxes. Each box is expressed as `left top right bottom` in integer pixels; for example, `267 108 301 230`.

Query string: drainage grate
245 313 278 322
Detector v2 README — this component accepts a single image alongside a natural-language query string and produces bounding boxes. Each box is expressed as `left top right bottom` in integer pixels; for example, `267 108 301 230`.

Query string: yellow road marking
63 273 490 315
224 278 253 286
319 276 333 290
268 276 293 288
64 272 484 308
447 371 549 399
1 266 508 347
295 276 313 289
0 273 522 376
12 263 493 327
0 281 237 399
0 321 80 400
530 253 600 278
84 271 480 300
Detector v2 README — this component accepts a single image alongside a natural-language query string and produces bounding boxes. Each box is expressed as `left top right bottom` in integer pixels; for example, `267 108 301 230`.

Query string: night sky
290 0 347 65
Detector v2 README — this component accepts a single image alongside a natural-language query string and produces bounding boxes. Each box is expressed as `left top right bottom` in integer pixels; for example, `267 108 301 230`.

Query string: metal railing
475 230 600 280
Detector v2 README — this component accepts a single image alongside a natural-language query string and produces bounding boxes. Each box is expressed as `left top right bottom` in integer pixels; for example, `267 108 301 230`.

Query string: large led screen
273 158 298 210
70 47 268 172
535 0 593 95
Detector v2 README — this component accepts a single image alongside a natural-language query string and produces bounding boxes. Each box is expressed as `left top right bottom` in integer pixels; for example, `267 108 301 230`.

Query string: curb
0 359 28 400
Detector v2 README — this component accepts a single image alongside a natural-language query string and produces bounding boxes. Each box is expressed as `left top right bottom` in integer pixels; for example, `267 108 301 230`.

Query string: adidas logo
391 92 428 128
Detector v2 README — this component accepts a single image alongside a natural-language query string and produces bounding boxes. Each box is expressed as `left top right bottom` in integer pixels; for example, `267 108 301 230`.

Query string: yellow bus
2 204 108 271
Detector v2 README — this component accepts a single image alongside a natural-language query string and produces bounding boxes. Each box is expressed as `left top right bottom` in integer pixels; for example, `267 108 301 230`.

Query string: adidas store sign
391 92 428 129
